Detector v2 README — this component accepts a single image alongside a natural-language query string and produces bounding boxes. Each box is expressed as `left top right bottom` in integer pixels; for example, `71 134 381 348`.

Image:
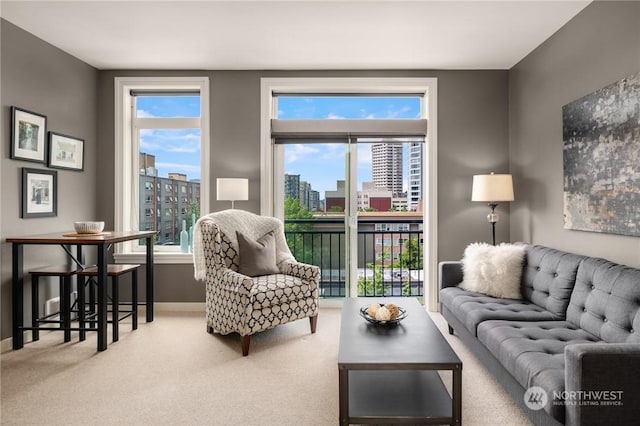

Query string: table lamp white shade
471 173 514 202
217 178 249 208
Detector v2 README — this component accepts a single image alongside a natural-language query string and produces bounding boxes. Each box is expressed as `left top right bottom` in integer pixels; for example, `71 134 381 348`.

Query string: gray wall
98 70 509 302
0 20 99 339
1 21 509 340
509 1 640 266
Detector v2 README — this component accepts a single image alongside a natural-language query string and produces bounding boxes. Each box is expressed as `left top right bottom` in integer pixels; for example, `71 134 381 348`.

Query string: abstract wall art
563 71 640 236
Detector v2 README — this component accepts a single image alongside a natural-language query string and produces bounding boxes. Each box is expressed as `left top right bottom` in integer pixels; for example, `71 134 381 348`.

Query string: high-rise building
372 143 403 196
408 143 423 211
284 174 301 201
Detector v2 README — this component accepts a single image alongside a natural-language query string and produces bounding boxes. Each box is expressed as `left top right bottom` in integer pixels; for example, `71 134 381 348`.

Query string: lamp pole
488 203 499 246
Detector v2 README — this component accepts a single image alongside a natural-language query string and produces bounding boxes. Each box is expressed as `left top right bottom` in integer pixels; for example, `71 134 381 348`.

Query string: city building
372 143 403 196
139 153 200 245
408 143 423 211
284 174 300 201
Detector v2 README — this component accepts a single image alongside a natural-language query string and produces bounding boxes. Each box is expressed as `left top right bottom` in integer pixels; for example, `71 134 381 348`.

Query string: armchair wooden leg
241 335 251 356
207 325 214 334
309 314 318 334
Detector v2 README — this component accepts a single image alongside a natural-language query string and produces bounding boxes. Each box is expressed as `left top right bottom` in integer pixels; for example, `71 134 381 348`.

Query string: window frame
259 77 438 311
114 76 210 264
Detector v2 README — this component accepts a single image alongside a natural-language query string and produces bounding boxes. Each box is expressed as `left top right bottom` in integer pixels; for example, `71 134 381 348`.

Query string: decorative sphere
367 303 381 317
385 303 399 320
375 306 391 321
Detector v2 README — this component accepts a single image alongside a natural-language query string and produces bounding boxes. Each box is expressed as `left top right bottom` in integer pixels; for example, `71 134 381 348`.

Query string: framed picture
48 132 84 171
21 168 57 218
11 107 47 163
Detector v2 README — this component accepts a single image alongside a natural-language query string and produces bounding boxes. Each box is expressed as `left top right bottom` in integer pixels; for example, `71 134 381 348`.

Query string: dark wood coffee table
338 297 462 425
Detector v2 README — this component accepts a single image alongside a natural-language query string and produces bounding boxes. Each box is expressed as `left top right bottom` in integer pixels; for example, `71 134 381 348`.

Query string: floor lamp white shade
471 173 514 202
217 178 249 209
471 172 514 245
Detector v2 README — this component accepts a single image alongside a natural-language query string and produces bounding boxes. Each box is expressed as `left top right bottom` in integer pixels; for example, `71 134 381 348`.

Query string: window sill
114 251 194 265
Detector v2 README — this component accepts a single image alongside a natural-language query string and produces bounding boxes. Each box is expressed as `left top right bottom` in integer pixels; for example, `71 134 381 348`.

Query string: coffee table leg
453 364 462 425
338 367 349 426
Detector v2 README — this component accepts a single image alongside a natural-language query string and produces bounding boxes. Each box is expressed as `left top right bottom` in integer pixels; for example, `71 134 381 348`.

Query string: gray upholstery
566 257 640 343
477 320 599 423
441 286 558 336
565 343 640 426
521 245 585 317
439 244 640 426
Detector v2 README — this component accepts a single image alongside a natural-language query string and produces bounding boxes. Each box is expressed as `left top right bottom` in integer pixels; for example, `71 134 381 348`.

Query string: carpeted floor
0 307 531 425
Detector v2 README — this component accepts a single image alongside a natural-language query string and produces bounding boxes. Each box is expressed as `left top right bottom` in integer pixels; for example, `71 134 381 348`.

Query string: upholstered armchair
193 209 319 356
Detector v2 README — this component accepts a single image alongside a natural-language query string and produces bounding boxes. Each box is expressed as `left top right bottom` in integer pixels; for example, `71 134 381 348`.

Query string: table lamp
217 178 249 209
471 172 514 245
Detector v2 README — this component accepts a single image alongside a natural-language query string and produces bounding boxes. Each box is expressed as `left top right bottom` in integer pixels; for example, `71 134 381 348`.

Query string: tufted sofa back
567 257 640 343
521 245 585 318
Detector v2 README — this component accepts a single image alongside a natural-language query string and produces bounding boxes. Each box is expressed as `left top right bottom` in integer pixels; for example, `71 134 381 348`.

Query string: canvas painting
563 71 640 236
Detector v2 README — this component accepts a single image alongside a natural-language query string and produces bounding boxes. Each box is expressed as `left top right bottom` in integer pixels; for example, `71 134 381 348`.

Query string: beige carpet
1 308 531 425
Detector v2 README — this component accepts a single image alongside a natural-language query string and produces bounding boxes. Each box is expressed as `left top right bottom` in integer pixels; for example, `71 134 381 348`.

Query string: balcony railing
284 218 423 298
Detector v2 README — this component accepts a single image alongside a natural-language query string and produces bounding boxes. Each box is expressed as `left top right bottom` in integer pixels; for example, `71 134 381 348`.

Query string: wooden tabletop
5 230 157 245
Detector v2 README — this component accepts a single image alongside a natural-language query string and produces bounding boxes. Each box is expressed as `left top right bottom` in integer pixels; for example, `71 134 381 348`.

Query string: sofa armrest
564 343 640 426
439 261 463 289
279 259 320 285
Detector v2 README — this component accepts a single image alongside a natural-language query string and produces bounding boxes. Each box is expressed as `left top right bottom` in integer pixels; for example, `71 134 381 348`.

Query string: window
114 77 210 263
260 77 438 309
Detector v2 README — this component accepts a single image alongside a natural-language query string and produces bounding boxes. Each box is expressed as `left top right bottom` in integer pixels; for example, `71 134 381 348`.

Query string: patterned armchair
193 209 319 356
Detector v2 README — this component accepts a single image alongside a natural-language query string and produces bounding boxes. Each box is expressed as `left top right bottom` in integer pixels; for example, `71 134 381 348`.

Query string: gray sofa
439 245 640 426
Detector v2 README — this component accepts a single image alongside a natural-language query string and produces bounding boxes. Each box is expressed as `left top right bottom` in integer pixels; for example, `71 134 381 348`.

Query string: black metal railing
284 218 423 298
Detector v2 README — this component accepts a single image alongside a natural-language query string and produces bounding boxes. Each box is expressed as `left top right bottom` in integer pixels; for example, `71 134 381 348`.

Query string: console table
7 230 156 352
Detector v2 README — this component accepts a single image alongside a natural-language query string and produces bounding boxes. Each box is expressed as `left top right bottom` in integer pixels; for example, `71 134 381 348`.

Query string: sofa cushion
566 257 640 343
440 287 559 336
521 245 585 318
250 274 312 309
477 320 600 423
459 243 526 299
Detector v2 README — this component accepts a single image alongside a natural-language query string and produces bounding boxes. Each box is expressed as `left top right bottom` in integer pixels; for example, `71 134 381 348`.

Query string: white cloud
357 144 372 165
136 109 156 118
155 162 200 174
327 113 345 119
285 144 320 164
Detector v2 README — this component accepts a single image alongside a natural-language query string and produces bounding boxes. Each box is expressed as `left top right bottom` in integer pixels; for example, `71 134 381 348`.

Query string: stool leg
132 270 138 330
78 275 86 341
112 276 119 342
62 276 71 342
31 275 40 342
89 277 96 329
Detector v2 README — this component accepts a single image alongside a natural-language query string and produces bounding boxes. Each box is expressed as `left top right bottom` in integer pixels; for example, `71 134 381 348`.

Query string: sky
278 96 421 198
136 95 421 196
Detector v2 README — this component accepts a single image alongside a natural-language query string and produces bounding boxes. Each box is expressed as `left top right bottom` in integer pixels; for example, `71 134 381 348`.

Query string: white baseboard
150 302 205 312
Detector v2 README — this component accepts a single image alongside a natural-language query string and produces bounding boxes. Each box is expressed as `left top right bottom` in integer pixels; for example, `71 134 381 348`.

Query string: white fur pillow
459 242 525 299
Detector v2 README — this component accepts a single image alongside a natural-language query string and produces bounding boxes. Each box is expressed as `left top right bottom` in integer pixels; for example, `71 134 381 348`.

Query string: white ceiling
1 0 592 70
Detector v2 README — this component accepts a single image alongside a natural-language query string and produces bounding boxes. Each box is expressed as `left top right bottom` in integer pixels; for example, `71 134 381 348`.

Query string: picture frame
21 168 57 218
48 132 85 171
11 106 47 163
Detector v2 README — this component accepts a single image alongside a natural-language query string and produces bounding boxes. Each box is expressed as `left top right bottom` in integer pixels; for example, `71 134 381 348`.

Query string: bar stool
29 265 81 343
78 264 140 342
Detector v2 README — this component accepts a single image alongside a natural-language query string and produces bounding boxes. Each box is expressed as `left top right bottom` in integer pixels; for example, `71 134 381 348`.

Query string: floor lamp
471 172 514 245
217 178 249 209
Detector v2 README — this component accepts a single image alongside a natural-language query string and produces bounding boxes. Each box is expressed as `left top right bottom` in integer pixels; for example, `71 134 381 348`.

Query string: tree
284 197 314 262
357 263 386 296
329 205 344 213
396 237 422 270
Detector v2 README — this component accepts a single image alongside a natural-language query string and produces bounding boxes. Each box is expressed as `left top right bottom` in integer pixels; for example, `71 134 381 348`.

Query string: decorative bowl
359 304 408 326
74 221 105 234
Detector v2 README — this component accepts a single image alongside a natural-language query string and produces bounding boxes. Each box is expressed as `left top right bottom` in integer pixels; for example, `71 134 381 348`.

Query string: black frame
21 168 57 218
48 131 85 171
10 106 47 163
